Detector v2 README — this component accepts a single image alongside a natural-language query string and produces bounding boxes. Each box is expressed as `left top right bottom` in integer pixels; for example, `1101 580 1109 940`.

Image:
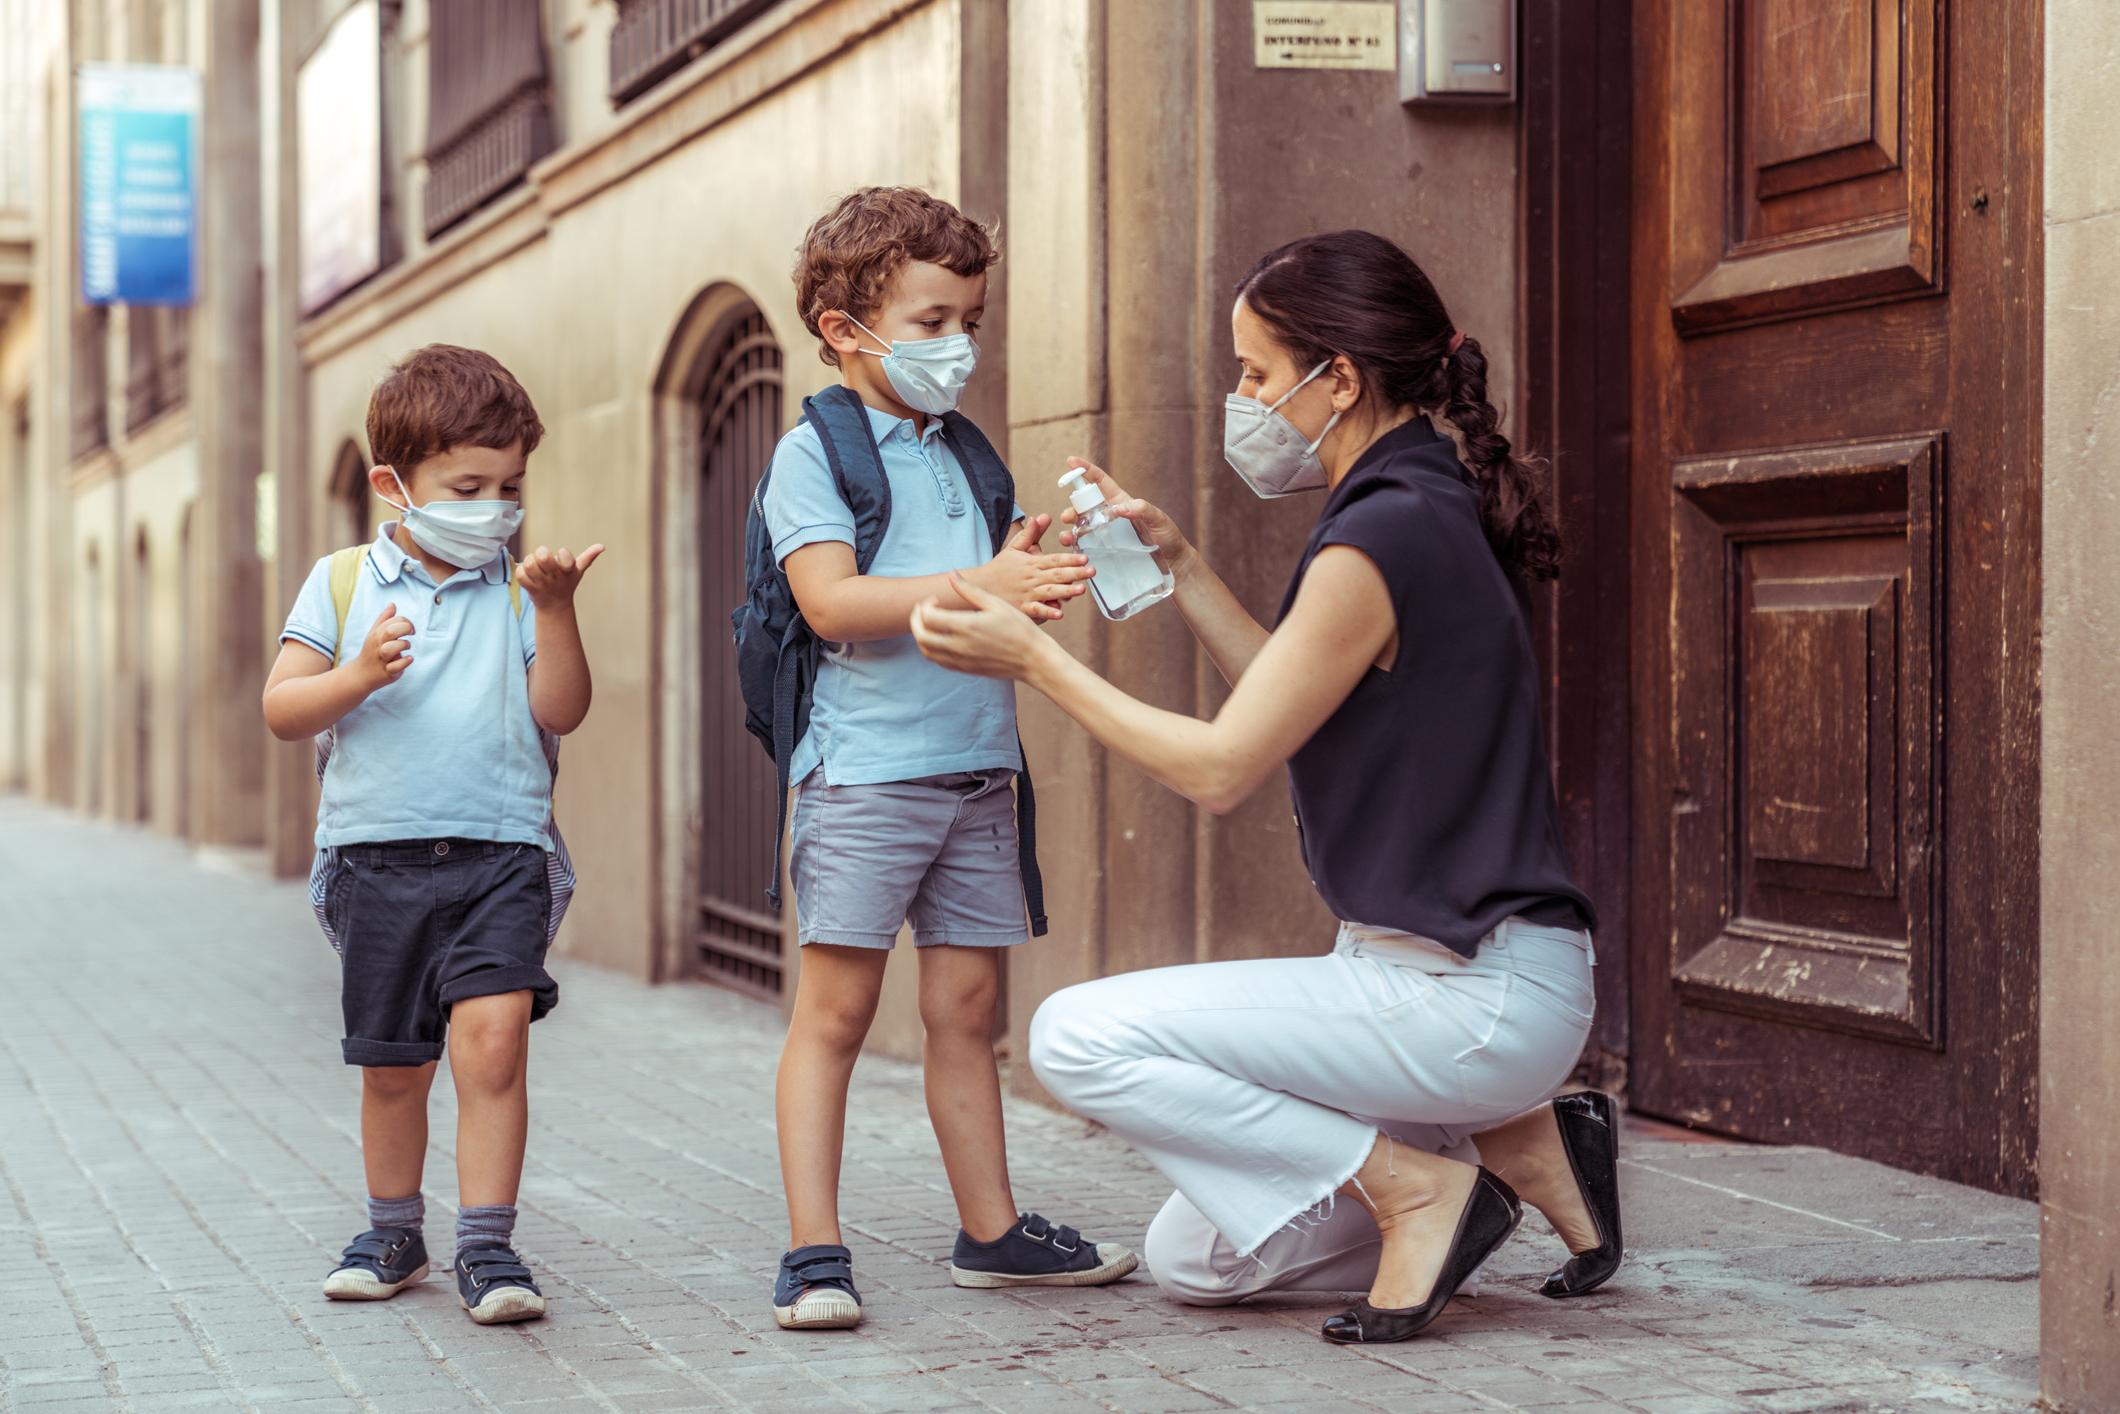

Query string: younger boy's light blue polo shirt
281 524 552 849
761 401 1023 786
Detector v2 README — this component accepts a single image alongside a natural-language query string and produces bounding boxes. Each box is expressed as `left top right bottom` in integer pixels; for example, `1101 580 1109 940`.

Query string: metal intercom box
1399 0 1515 105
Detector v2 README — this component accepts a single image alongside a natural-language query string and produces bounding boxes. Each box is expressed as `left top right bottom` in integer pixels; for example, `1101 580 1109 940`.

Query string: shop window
608 0 782 105
424 0 553 238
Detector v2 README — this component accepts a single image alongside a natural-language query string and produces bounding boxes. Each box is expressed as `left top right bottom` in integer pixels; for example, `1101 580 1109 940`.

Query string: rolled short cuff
344 1038 446 1068
914 928 1027 949
440 965 560 1021
799 928 901 950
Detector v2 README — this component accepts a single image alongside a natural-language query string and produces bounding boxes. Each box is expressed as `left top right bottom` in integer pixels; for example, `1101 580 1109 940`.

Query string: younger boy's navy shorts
326 838 559 1067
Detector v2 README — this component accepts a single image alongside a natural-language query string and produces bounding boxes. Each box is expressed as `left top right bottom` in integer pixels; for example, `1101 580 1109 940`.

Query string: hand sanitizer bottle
1060 468 1176 621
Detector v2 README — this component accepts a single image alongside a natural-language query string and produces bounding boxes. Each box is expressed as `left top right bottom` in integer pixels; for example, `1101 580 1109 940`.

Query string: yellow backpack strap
505 550 522 619
328 545 372 665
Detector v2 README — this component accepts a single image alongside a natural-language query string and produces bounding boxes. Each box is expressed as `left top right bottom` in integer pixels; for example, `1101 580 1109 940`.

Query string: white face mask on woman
1223 359 1342 498
378 467 524 569
842 311 980 416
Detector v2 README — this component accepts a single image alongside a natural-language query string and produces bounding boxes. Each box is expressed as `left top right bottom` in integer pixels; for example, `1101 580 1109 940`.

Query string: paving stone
0 797 2045 1414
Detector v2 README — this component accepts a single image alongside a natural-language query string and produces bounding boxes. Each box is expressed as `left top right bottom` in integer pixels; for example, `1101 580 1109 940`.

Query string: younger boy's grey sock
456 1204 518 1258
368 1192 425 1236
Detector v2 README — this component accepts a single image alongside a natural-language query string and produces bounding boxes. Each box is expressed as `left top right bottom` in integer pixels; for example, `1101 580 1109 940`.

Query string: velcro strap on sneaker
1020 1214 1081 1252
458 1249 534 1286
337 1230 411 1266
788 1251 854 1284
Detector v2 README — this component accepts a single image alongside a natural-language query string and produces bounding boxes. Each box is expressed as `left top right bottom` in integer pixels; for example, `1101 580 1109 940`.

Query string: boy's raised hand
354 604 415 688
517 544 606 608
967 513 1093 622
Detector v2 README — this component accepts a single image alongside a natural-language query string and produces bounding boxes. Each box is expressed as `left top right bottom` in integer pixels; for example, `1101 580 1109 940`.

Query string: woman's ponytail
1235 230 1563 582
1437 334 1562 582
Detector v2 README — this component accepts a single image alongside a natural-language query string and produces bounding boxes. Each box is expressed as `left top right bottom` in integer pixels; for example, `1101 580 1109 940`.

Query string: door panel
1631 0 2040 1194
1670 0 1937 333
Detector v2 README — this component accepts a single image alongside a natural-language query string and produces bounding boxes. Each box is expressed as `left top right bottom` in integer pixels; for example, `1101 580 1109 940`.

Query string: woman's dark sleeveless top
1276 416 1595 957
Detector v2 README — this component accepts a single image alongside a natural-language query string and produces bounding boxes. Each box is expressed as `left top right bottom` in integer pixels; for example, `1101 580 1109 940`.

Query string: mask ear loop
836 310 895 361
1273 359 1342 458
375 466 415 517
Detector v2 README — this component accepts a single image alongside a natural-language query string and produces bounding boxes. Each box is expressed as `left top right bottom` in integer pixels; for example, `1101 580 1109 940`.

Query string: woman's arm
1055 461 1269 685
912 543 1395 815
785 515 1091 641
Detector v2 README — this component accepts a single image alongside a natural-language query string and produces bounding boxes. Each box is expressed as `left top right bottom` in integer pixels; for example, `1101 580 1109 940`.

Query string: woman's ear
1328 355 1365 412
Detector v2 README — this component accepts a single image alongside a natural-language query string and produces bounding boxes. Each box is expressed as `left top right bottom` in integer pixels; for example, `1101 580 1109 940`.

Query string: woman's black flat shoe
1538 1090 1624 1298
1321 1166 1521 1343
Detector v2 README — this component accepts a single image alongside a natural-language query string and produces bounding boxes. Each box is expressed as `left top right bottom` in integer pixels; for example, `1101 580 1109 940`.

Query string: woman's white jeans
1028 916 1594 1305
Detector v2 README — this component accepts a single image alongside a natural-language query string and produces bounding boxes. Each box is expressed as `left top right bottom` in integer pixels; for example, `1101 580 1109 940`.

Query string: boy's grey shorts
789 769 1029 949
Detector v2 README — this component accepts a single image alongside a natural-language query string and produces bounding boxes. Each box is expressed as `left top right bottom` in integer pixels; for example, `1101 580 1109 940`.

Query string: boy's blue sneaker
949 1214 1139 1288
774 1244 863 1330
456 1243 547 1324
322 1228 430 1300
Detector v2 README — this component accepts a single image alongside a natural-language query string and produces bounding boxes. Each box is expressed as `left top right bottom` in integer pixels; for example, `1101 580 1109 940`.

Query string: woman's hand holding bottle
1056 460 1191 576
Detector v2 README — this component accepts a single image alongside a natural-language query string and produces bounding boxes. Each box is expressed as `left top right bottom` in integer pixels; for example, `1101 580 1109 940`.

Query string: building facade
1 2 2115 1403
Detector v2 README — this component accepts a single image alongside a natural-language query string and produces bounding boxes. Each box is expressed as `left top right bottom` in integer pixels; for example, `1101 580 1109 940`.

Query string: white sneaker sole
950 1243 1139 1288
463 1286 546 1324
774 1289 863 1329
322 1262 429 1300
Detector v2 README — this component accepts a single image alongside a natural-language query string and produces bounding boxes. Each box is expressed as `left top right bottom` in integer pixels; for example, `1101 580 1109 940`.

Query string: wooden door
697 307 787 1000
1629 0 2041 1195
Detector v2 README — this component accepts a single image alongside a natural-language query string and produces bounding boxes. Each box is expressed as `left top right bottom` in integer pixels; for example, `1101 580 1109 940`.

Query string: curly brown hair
794 187 1000 367
366 344 544 474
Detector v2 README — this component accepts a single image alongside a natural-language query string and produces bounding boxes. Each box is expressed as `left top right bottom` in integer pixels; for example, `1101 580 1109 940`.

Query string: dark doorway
1625 0 2040 1195
697 306 786 1000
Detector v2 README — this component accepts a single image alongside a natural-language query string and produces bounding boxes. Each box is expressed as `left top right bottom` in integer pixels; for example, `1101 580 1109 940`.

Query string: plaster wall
2039 0 2120 1402
997 0 1521 1099
296 0 963 978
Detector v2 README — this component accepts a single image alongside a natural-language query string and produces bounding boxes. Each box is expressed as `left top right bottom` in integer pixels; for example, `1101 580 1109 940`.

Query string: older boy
263 345 599 1325
763 188 1137 1331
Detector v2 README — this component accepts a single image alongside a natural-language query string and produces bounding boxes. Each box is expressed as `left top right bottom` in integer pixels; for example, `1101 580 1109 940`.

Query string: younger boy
763 187 1135 1331
263 345 601 1325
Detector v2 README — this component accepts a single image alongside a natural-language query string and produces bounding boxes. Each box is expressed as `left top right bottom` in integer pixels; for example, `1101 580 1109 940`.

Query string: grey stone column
186 0 265 846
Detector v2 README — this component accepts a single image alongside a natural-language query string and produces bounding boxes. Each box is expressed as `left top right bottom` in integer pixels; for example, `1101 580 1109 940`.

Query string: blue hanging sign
78 63 201 306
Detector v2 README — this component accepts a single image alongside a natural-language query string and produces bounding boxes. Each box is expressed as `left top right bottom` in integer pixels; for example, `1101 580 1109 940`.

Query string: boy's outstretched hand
517 544 605 607
967 514 1093 622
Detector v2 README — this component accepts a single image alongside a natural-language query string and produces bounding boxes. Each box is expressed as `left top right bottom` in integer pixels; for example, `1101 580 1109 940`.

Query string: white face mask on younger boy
378 467 524 569
842 311 980 416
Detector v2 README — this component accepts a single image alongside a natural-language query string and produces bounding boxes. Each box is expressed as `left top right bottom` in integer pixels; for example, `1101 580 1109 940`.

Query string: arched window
329 440 372 550
697 306 785 998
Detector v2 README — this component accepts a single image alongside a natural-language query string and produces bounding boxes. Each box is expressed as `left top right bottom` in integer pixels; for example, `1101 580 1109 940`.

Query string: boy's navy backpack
731 383 1047 935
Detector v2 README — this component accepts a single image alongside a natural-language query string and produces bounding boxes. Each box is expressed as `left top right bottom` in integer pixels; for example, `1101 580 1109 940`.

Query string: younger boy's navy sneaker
455 1243 547 1324
322 1228 430 1300
774 1244 863 1329
950 1213 1139 1288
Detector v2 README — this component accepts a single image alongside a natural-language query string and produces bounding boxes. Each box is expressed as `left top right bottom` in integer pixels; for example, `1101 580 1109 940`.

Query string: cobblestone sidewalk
0 797 2040 1413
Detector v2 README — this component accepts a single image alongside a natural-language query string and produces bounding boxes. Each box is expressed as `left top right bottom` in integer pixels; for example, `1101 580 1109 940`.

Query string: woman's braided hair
1234 231 1563 581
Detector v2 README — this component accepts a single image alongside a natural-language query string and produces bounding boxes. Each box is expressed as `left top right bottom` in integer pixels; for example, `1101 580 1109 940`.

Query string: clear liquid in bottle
1060 469 1175 621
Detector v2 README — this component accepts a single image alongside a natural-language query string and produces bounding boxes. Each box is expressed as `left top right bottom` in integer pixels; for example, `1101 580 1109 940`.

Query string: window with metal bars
608 0 782 105
424 0 554 238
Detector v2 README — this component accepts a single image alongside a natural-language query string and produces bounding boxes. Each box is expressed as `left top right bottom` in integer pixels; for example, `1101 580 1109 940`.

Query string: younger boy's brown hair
794 187 1000 367
367 344 545 473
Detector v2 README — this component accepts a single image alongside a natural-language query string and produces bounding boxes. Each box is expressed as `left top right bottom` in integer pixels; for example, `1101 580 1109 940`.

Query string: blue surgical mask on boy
841 311 979 416
378 467 524 569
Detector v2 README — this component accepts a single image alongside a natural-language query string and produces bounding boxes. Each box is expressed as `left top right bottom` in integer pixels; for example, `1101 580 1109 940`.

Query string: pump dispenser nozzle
1058 467 1106 516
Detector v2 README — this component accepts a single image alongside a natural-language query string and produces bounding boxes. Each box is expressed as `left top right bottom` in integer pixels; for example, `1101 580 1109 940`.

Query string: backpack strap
802 384 894 574
328 544 372 665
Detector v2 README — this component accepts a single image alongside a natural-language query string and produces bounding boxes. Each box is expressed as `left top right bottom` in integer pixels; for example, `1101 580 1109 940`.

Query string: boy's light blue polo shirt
281 524 552 849
761 400 1022 786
